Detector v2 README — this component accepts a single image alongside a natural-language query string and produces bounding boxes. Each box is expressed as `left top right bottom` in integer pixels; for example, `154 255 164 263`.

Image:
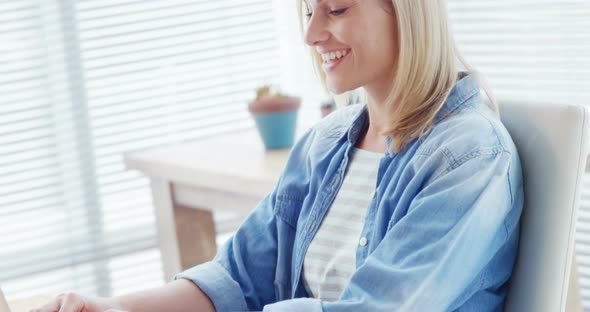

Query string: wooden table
125 129 292 281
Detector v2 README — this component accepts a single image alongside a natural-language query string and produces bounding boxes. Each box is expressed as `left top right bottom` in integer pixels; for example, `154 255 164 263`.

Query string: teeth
321 49 349 62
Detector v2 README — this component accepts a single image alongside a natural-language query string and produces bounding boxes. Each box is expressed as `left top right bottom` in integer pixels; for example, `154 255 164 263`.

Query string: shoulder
414 100 518 174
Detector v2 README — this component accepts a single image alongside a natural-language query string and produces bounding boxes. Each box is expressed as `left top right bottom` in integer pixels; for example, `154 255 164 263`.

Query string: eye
330 8 348 16
302 2 313 18
303 6 313 18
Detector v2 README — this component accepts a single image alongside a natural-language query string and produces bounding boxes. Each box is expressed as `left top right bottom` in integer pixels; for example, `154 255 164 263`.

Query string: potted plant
248 85 301 149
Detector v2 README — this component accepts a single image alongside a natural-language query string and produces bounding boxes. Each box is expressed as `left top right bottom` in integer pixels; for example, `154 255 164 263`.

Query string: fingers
56 293 86 312
29 292 115 312
29 294 62 312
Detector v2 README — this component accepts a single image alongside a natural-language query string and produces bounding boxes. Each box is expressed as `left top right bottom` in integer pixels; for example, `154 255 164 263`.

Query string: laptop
0 288 11 312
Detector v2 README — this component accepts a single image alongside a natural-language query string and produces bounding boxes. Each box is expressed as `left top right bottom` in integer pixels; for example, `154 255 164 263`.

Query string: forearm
111 279 215 312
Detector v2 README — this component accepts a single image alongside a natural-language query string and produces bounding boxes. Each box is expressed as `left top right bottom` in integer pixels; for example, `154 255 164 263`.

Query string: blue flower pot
252 109 298 149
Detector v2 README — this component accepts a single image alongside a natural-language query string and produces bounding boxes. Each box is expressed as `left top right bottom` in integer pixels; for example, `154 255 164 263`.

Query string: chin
326 79 357 95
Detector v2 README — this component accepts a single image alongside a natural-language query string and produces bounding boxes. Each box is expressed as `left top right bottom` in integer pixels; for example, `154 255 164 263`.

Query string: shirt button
359 237 368 247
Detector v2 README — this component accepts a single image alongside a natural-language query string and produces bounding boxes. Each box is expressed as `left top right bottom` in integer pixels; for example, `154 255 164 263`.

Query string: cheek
349 27 387 67
371 28 398 67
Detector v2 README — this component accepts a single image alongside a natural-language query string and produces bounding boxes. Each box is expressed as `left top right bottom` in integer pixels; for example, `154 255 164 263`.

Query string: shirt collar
347 104 370 152
345 72 481 157
346 105 398 158
433 72 481 123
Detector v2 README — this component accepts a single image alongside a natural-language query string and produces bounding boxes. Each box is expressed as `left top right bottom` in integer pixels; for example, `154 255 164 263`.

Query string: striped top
303 147 382 301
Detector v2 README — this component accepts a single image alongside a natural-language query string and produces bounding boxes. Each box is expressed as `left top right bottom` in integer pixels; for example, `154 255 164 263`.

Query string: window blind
0 0 280 300
447 1 590 309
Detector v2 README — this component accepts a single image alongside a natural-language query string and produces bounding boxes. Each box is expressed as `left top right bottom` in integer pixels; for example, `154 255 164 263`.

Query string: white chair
500 102 590 311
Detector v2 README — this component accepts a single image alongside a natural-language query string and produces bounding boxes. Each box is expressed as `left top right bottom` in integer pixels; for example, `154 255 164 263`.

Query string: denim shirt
176 74 524 312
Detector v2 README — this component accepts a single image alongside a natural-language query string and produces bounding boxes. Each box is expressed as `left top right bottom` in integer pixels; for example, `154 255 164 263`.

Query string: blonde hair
298 0 496 153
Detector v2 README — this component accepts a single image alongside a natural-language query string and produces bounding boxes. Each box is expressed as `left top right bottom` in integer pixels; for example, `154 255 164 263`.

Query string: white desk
125 129 291 281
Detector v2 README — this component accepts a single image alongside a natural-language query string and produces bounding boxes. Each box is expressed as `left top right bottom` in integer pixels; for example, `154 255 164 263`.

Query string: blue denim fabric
176 74 524 312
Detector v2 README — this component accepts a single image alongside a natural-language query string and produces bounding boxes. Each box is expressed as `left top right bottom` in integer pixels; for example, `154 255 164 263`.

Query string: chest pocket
273 194 303 300
273 194 302 228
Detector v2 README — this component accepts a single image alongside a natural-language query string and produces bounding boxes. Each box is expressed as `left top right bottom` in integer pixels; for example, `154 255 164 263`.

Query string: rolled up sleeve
175 261 248 312
173 179 282 311
174 127 317 311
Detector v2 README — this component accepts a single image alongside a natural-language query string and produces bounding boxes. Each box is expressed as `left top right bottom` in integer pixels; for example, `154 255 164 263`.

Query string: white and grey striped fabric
303 147 382 301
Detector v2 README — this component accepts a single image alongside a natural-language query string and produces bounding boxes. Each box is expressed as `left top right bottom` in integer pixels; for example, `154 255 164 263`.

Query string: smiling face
302 0 399 95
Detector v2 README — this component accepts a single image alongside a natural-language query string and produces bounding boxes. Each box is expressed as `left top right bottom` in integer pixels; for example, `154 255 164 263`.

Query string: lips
321 49 350 72
320 49 350 62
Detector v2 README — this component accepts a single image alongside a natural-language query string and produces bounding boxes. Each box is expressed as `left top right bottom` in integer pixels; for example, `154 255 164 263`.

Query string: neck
363 70 398 134
355 68 400 153
355 100 389 153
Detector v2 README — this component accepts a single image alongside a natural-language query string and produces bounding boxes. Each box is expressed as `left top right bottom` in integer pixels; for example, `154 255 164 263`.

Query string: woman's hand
29 292 125 312
29 280 213 312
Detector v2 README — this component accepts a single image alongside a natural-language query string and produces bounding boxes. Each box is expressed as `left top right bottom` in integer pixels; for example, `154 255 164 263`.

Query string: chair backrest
500 102 590 312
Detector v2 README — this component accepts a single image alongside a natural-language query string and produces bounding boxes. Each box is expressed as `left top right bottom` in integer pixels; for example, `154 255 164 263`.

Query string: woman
34 0 523 311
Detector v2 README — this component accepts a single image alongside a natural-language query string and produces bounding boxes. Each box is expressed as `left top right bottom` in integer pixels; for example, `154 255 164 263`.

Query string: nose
304 14 330 47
